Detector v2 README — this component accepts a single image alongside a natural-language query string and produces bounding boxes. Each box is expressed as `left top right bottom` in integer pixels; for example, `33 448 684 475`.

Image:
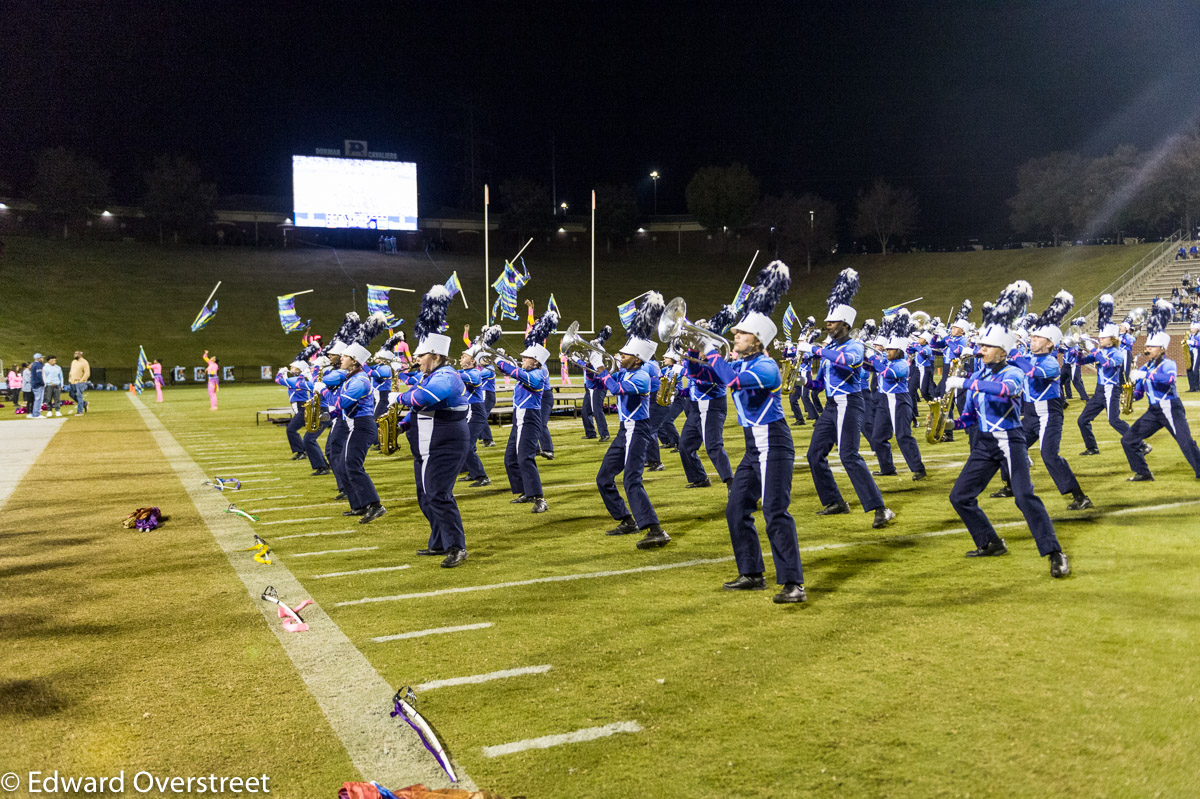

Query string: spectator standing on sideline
21 362 32 414
69 351 91 413
42 355 64 416
6 363 21 404
29 353 45 419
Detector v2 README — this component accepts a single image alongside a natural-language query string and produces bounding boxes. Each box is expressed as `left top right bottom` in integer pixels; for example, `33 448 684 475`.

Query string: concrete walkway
0 417 67 510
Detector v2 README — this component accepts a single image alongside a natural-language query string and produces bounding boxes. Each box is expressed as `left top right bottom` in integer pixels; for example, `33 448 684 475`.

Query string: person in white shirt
42 355 65 416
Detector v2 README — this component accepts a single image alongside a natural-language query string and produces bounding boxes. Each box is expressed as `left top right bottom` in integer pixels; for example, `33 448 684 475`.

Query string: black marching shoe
1066 495 1093 511
291 452 306 460
510 494 532 504
872 470 899 477
990 484 1014 498
359 503 387 524
312 467 331 476
482 440 496 448
531 497 549 513
606 517 639 536
912 470 927 481
458 474 475 482
537 450 555 461
1141 442 1153 455
816 500 851 516
1079 448 1101 456
581 434 597 439
773 583 808 604
647 461 666 472
635 528 671 549
417 547 446 556
469 477 492 487
1049 551 1071 578
441 547 468 568
343 507 366 516
872 507 896 529
598 435 611 442
334 491 347 501
686 478 712 489
723 574 767 591
1127 473 1154 482
965 538 1009 558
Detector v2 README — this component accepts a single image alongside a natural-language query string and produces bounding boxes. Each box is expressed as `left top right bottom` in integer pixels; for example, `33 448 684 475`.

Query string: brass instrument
909 310 931 331
377 372 408 455
476 343 516 368
781 357 798 395
1120 356 1137 415
655 369 678 406
926 357 964 444
560 321 618 372
303 392 322 432
1125 307 1147 332
658 297 732 357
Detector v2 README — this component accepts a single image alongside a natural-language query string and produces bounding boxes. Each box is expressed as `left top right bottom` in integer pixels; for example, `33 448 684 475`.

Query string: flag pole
510 237 534 265
454 273 470 309
732 251 759 305
289 289 316 297
376 286 417 293
192 281 221 326
484 184 491 326
591 190 596 333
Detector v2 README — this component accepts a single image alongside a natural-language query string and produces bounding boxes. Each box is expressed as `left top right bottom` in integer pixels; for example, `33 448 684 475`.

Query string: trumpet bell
659 296 731 356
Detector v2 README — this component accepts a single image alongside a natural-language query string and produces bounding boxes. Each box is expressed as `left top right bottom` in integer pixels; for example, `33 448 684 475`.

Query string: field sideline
3 384 1199 798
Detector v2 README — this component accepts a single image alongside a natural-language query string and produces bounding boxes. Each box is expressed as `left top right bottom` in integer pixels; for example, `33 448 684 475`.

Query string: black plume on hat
954 300 972 324
860 318 878 338
525 308 559 347
1097 294 1115 330
591 324 613 346
1033 290 1074 331
414 285 452 341
988 281 1033 330
800 315 816 334
1070 316 1087 328
296 343 320 362
884 308 911 339
353 311 389 347
1147 299 1173 337
481 324 503 347
706 304 738 335
981 301 995 326
744 260 791 318
826 268 860 313
628 292 665 341
382 331 405 351
322 312 360 354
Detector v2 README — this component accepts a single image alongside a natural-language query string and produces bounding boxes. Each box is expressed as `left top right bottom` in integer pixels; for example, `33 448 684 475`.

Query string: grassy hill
0 236 1154 371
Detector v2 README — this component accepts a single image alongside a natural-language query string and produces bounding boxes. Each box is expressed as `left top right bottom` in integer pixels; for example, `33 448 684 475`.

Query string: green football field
4 383 1199 798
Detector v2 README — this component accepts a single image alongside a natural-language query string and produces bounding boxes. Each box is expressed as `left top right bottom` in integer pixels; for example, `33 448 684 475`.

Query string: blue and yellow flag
491 258 530 322
782 303 799 340
134 346 150 395
277 293 310 334
732 283 753 314
547 294 560 332
617 299 637 331
444 272 463 297
190 300 217 332
366 285 402 328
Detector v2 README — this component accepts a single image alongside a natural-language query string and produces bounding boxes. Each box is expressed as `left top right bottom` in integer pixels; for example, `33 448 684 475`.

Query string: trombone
657 297 731 357
560 321 618 372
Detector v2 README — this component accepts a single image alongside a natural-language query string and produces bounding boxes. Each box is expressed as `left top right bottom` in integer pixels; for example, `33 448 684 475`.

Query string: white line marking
372 622 492 641
291 546 379 558
126 394 474 789
249 502 343 513
274 529 357 540
482 721 643 758
415 664 551 692
245 494 303 502
238 478 281 483
0 418 67 510
316 565 412 579
260 517 336 525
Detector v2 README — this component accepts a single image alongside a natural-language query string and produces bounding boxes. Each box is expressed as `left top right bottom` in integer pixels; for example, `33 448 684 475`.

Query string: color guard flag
190 300 218 332
547 293 560 332
732 283 753 314
277 293 311 334
444 272 463 298
134 346 150 395
617 299 638 331
490 258 531 322
782 303 799 340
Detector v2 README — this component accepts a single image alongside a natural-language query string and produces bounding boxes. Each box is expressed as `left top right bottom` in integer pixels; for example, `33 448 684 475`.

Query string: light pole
808 210 814 273
650 170 659 216
561 201 569 218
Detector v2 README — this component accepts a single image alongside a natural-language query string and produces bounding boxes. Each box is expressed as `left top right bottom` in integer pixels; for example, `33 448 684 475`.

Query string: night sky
3 1 1199 239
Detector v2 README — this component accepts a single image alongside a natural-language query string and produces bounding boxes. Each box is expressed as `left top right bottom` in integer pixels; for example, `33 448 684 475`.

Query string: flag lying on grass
367 285 403 329
782 303 799 340
277 293 310 334
491 258 530 322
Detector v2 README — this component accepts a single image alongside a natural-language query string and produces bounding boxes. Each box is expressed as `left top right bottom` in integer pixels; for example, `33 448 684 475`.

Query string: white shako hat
521 306 559 365
730 260 791 349
823 268 859 327
618 292 665 363
411 285 453 357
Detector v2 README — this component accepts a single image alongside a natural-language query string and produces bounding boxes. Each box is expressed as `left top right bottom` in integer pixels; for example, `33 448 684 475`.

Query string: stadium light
100 210 113 217
0 202 8 209
650 171 660 215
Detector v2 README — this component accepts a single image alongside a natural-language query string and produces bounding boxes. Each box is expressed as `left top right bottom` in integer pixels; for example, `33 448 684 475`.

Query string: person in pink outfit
203 350 219 409
150 359 165 402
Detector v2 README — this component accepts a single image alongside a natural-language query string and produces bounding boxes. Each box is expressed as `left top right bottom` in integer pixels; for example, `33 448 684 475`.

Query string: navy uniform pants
481 390 496 443
788 390 805 425
581 385 601 438
462 402 489 480
807 392 885 511
919 364 934 401
327 417 349 495
679 394 733 484
950 426 1061 556
645 399 670 464
597 418 658 528
803 381 824 420
342 414 380 509
1188 351 1200 392
727 420 803 585
1060 365 1075 399
1121 398 1200 479
908 366 922 413
870 392 925 475
1021 399 1081 496
304 416 330 470
407 411 470 551
1070 365 1090 400
504 406 545 497
658 395 685 447
1077 384 1129 451
538 386 555 454
286 403 306 454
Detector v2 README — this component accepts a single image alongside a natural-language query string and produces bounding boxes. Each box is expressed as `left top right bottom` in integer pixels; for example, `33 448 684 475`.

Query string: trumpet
560 321 618 372
658 297 731 357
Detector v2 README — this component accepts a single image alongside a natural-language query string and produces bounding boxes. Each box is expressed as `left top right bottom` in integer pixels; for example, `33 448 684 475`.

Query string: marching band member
579 326 613 441
202 350 220 410
992 291 1092 510
796 269 896 529
700 262 806 603
643 354 667 471
798 317 825 422
866 309 927 480
1119 316 1137 381
1077 295 1137 457
475 325 501 448
1121 300 1200 481
938 302 973 442
910 327 934 402
657 348 686 449
944 281 1071 578
150 358 164 403
276 354 313 461
321 313 360 500
680 305 736 490
395 286 472 566
781 338 806 426
332 312 388 524
594 293 671 549
457 344 491 487
496 309 557 513
1186 319 1200 392
300 346 332 477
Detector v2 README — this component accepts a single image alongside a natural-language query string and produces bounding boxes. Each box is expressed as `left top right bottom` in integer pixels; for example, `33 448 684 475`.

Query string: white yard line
414 664 551 692
316 565 412 579
290 546 379 558
260 517 336 525
127 394 473 790
249 502 343 513
274 529 358 540
238 478 281 483
482 721 643 758
372 622 491 642
0 418 67 510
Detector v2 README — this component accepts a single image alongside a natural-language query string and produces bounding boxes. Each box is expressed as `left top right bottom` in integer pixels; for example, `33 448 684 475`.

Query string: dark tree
685 163 760 251
498 177 554 245
1146 126 1200 236
1008 151 1084 246
853 179 918 255
594 184 639 253
144 155 217 244
755 191 838 272
1071 145 1148 240
29 147 111 239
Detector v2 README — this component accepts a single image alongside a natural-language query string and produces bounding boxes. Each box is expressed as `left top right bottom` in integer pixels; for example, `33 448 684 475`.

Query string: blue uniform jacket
866 355 910 394
276 373 311 403
955 362 1025 432
1077 346 1126 386
496 360 546 409
459 366 485 404
1133 358 1178 406
400 365 469 419
702 350 784 426
1012 351 1061 402
599 364 651 422
813 338 864 397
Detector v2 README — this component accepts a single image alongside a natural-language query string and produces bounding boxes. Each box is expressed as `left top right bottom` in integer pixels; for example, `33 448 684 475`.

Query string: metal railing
1076 230 1185 324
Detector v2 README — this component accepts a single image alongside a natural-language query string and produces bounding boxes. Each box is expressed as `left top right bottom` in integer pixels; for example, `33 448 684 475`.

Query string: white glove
945 376 966 391
313 381 325 394
388 391 402 405
1129 369 1147 381
315 355 330 368
277 368 287 379
796 342 814 354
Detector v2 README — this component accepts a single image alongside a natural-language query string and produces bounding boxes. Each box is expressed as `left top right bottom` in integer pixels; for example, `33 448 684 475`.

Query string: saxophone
377 371 407 455
1120 355 1137 415
303 392 322 432
926 357 963 444
655 368 678 407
